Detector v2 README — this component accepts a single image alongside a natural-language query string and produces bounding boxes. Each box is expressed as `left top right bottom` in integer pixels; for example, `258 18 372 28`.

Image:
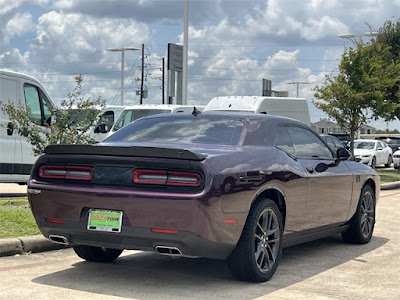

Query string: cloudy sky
1 0 400 130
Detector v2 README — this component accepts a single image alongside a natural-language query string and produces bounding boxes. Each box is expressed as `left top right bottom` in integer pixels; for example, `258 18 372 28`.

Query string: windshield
105 116 244 146
354 141 376 150
113 109 172 131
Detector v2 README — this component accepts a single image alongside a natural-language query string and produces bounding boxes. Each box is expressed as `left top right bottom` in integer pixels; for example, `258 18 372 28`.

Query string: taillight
39 165 93 181
133 169 201 187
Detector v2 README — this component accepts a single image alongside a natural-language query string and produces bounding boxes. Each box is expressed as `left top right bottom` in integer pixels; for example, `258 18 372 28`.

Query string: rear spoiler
44 144 206 161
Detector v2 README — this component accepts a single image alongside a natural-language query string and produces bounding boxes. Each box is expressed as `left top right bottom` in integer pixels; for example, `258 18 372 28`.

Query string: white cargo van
91 105 127 142
204 96 311 126
105 104 203 138
0 69 54 183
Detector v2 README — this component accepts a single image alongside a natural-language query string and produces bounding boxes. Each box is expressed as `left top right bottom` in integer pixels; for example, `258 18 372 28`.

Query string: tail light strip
133 169 201 187
39 165 93 181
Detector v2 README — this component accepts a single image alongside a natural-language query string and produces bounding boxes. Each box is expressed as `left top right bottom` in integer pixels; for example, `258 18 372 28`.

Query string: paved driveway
0 189 399 300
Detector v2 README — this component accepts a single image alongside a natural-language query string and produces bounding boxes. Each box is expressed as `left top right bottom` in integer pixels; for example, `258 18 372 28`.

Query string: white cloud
6 13 35 37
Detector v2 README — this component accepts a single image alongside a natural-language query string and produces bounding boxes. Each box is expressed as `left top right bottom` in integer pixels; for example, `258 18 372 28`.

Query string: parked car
28 113 379 282
330 133 351 148
375 136 400 153
320 134 349 153
353 139 393 168
393 149 400 169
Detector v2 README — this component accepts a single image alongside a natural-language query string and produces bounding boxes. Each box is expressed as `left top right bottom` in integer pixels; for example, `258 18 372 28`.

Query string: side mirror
95 124 109 134
7 122 14 136
337 148 351 161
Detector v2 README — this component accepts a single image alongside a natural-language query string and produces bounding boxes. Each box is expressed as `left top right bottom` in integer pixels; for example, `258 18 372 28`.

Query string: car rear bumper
28 181 246 259
36 218 235 259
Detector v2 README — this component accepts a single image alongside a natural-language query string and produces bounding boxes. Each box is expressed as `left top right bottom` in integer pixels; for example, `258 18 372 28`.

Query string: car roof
354 139 377 142
142 110 308 125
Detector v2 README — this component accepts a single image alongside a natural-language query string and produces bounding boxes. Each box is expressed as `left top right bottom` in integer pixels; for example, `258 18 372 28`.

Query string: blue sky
1 0 400 130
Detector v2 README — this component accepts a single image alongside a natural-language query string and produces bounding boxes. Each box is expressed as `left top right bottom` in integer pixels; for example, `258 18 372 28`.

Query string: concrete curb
0 235 69 257
380 181 400 190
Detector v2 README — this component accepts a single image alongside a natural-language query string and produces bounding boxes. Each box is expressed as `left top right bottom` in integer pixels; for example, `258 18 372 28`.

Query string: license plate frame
87 209 123 233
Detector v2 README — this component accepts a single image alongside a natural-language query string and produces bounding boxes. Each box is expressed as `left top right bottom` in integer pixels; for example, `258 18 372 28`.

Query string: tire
342 185 375 244
73 245 123 262
226 199 283 282
385 155 393 168
371 156 376 169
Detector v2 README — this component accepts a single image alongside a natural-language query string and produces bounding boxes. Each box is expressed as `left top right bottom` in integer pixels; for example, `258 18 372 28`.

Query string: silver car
353 139 393 168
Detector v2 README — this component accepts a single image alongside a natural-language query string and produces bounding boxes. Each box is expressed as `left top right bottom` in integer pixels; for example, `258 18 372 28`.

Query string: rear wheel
73 245 123 262
342 185 375 244
226 199 283 282
385 155 392 168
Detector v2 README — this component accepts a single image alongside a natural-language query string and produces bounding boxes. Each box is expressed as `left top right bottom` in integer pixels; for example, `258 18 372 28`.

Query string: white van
105 104 203 138
204 96 311 126
0 69 54 184
91 105 127 142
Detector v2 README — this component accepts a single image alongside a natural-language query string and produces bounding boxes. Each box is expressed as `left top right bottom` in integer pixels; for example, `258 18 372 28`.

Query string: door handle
306 167 314 173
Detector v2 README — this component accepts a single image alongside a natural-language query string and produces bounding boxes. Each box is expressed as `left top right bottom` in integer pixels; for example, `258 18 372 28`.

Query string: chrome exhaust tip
155 246 182 256
48 235 69 245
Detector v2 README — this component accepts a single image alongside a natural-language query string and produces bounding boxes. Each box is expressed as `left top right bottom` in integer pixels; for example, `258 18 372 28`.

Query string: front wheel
226 199 283 282
342 185 375 244
371 156 376 169
73 245 123 262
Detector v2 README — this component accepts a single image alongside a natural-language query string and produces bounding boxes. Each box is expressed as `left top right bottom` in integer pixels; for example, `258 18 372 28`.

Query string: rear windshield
113 109 171 131
105 116 244 146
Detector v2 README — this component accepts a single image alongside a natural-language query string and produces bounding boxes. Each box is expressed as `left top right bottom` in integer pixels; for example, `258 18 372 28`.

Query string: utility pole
162 58 165 104
140 44 145 105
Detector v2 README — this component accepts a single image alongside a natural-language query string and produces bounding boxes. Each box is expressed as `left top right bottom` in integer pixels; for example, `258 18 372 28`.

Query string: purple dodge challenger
28 112 379 282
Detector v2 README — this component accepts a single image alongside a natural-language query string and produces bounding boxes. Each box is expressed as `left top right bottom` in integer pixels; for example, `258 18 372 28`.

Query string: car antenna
192 106 201 117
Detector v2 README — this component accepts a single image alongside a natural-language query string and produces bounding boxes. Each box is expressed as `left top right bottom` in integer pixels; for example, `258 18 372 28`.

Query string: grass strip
377 168 400 184
0 198 40 239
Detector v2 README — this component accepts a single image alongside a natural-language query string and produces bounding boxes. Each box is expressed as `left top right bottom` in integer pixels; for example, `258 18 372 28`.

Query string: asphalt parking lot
0 188 399 299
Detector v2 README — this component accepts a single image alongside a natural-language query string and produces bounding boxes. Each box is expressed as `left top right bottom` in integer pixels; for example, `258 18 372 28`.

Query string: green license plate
87 210 123 233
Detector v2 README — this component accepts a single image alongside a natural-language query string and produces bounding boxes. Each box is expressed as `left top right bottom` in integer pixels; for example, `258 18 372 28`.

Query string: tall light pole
107 47 139 106
286 81 310 98
182 0 189 105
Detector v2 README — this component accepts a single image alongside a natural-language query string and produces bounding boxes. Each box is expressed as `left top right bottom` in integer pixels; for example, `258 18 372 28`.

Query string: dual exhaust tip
48 235 183 257
155 246 182 256
48 235 69 245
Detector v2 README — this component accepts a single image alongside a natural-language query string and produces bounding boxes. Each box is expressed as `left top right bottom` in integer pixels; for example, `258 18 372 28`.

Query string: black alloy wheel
342 185 375 244
227 199 283 282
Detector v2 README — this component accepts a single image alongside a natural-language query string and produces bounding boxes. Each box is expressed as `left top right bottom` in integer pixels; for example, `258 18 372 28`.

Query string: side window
24 84 42 125
99 111 115 128
24 84 53 126
275 126 296 156
39 89 52 124
325 136 335 149
113 110 132 131
287 126 333 159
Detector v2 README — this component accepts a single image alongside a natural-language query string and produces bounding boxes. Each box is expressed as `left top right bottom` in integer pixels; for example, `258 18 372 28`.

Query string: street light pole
107 47 139 106
286 81 309 97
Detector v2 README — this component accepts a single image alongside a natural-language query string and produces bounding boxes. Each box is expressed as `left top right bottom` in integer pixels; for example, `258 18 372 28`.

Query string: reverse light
133 169 201 187
39 165 93 181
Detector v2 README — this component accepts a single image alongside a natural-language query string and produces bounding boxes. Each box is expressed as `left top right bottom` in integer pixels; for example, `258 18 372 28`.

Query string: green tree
1 75 105 155
313 40 397 156
372 19 400 121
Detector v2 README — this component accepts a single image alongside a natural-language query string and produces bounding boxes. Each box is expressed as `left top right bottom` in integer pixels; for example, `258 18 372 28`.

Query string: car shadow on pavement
32 234 388 300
